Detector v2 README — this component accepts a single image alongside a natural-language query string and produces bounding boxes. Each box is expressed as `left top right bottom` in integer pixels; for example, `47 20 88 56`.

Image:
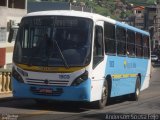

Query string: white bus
9 10 151 109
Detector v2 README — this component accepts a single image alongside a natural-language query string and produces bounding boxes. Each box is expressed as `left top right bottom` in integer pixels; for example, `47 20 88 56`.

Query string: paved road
0 67 160 120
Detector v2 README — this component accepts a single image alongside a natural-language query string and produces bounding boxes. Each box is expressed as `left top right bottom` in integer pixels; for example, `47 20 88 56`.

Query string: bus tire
94 80 108 109
130 76 141 101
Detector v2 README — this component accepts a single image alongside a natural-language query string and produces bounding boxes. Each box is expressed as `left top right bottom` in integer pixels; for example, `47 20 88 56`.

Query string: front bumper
12 78 91 102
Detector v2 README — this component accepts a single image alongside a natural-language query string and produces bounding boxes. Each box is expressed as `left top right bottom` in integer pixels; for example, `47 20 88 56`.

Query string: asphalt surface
0 66 160 120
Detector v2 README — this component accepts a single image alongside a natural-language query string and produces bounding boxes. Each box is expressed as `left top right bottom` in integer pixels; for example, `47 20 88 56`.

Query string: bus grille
25 78 69 86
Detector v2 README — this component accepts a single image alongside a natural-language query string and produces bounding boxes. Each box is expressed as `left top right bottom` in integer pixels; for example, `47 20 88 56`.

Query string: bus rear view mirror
8 27 18 43
8 28 14 43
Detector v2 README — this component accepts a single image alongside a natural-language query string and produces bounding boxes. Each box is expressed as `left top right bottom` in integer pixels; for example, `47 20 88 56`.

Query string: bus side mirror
8 27 18 43
8 28 14 43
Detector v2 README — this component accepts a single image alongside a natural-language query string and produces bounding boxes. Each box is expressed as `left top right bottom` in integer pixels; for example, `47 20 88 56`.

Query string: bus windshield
13 16 93 67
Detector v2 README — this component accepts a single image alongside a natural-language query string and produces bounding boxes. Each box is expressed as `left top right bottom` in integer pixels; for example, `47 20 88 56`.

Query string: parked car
151 55 158 62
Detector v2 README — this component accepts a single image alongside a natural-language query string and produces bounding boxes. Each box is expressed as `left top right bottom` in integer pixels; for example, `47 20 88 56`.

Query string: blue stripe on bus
12 77 91 102
105 55 148 97
116 21 149 35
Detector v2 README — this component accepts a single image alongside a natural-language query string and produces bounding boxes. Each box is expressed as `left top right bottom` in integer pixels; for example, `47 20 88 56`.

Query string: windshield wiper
54 39 70 68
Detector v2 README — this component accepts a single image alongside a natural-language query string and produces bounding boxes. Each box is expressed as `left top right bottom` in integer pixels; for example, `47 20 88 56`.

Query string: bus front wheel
94 80 108 109
130 76 141 101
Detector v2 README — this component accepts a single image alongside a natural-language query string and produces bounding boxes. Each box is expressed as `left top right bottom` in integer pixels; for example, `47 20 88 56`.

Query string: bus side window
104 22 116 54
143 35 150 58
135 33 143 57
93 26 104 68
116 26 126 56
127 30 135 57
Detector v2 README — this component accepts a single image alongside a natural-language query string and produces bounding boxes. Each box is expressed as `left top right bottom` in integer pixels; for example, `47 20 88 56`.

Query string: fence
0 69 12 93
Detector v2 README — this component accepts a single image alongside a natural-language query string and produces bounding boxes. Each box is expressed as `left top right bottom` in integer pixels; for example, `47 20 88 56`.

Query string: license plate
30 87 63 96
39 88 53 94
30 87 53 94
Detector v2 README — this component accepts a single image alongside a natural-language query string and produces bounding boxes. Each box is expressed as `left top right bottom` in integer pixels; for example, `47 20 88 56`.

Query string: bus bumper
12 78 91 102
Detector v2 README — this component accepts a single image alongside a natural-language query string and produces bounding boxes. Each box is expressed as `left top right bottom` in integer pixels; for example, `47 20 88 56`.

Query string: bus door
90 21 107 101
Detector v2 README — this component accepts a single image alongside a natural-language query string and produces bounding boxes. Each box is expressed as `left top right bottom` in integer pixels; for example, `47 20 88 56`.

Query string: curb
0 93 13 103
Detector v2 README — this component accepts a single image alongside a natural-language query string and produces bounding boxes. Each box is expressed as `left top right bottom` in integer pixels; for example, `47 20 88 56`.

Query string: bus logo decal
44 79 49 84
124 60 127 68
59 75 70 79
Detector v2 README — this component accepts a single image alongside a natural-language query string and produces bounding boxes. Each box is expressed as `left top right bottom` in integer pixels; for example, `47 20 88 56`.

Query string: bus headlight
12 67 24 83
71 71 88 86
17 67 28 77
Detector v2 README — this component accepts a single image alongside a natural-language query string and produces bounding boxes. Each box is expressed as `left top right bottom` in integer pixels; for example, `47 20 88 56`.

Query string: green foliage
27 0 156 21
127 0 156 5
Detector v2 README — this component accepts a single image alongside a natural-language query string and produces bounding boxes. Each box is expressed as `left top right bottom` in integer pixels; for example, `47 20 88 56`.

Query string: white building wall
0 6 27 68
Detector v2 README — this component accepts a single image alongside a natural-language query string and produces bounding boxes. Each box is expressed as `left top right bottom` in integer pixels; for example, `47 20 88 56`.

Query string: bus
8 10 151 109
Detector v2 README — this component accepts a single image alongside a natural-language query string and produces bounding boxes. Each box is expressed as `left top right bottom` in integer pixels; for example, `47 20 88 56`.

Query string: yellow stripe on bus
16 63 84 73
112 74 137 79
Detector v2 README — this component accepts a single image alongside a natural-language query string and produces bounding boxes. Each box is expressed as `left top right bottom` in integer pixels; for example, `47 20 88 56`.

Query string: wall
0 48 6 67
0 4 27 68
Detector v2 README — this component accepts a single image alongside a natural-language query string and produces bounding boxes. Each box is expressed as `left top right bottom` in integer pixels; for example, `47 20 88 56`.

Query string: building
0 0 27 68
144 5 156 50
27 1 92 13
125 6 145 30
153 0 160 50
133 6 145 30
126 5 157 50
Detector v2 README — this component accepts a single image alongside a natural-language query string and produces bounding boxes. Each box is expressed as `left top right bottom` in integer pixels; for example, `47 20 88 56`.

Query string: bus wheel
94 80 108 109
130 76 141 101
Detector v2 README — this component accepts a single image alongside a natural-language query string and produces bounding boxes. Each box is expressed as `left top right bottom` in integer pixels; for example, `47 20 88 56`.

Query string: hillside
90 0 156 20
27 0 157 20
127 0 156 6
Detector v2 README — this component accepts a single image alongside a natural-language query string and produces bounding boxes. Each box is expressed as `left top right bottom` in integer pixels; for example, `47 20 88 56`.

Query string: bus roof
26 10 149 36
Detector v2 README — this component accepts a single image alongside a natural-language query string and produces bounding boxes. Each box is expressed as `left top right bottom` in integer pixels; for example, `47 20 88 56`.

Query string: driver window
93 25 104 69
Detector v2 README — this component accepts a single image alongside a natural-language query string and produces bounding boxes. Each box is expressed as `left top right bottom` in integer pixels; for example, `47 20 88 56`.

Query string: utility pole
158 0 160 49
154 0 160 50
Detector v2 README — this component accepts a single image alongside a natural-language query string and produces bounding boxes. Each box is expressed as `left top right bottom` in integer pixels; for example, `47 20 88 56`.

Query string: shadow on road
0 95 131 113
0 98 88 113
81 113 107 120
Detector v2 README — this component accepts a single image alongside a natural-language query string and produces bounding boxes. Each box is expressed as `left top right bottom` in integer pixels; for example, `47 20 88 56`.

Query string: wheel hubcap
136 88 140 96
102 86 107 102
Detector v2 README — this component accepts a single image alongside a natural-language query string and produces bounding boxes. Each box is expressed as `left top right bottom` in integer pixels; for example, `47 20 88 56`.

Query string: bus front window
13 16 93 67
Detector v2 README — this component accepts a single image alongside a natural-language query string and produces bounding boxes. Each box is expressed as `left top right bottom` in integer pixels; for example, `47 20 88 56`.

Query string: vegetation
27 0 157 20
128 0 156 5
